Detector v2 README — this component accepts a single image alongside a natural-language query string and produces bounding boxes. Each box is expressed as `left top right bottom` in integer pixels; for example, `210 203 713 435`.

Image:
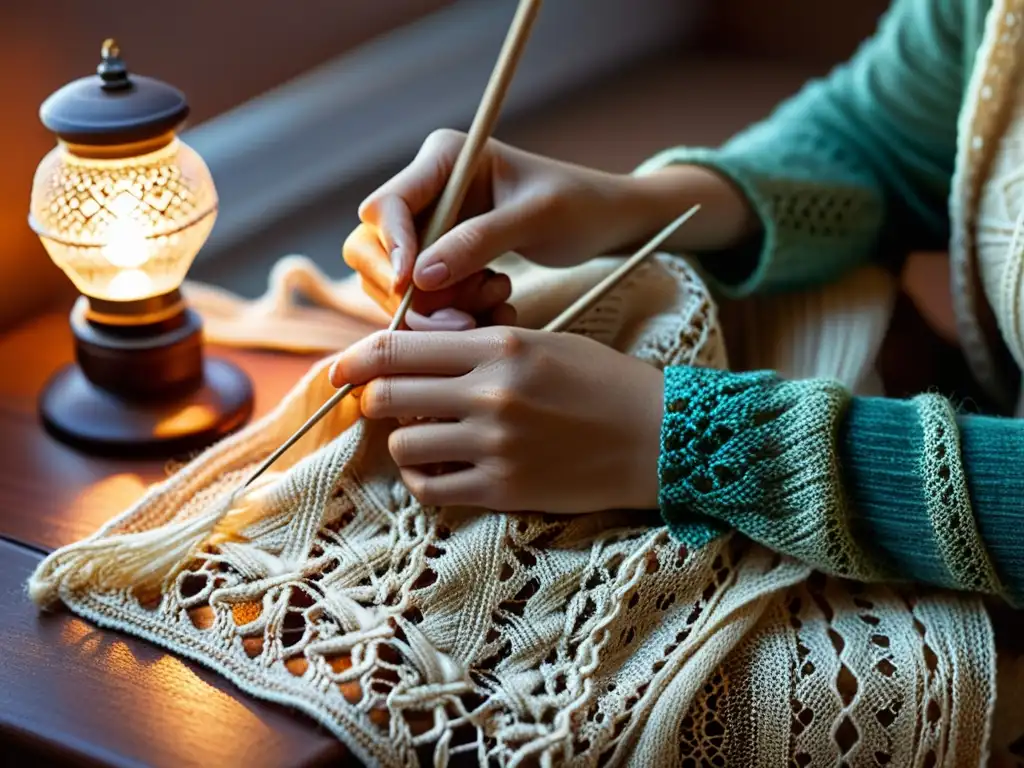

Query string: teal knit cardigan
648 0 1024 606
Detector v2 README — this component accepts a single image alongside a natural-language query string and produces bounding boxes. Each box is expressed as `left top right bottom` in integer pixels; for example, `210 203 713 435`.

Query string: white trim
184 0 705 261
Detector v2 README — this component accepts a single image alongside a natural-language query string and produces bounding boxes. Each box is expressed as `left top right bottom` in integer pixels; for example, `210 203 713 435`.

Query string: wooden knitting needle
235 0 544 494
541 204 700 333
235 202 699 496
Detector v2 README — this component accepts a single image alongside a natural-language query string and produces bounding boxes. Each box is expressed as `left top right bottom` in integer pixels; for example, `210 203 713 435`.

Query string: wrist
619 362 666 511
619 164 759 254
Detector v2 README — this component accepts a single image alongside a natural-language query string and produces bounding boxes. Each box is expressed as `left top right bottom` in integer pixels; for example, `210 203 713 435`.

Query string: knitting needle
234 0 543 495
541 204 700 333
235 202 699 497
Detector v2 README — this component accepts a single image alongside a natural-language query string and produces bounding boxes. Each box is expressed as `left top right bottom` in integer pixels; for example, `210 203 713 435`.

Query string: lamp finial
97 38 130 91
101 38 120 60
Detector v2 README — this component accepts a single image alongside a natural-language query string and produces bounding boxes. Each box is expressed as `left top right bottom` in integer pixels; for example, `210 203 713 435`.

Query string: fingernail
328 362 340 386
407 308 474 331
431 308 475 330
417 262 450 289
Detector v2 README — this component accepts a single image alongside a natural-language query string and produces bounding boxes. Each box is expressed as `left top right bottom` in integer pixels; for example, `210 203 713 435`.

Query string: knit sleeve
636 0 964 297
658 365 1024 607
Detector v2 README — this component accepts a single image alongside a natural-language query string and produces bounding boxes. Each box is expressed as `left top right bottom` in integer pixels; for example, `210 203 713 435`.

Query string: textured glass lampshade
31 39 252 458
29 137 217 303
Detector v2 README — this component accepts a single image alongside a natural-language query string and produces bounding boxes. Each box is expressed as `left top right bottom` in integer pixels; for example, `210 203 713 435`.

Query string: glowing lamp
30 40 254 456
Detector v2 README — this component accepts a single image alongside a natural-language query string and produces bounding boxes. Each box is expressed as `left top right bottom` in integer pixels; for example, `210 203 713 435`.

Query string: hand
329 327 665 513
343 130 680 331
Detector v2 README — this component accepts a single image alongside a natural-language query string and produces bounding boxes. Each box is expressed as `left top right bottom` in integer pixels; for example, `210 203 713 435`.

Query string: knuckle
531 184 564 216
356 195 379 222
529 345 557 378
485 462 518 507
341 224 374 268
474 381 521 418
449 224 485 261
488 149 519 187
387 429 411 465
492 327 525 359
361 378 393 419
341 228 361 267
424 128 464 152
482 427 516 458
404 472 432 504
368 332 398 372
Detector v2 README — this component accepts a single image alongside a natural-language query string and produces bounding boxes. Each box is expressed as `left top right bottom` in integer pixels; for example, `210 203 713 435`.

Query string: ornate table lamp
29 39 254 457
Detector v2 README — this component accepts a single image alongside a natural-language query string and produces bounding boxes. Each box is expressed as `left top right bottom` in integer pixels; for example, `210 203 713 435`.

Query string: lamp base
39 357 254 458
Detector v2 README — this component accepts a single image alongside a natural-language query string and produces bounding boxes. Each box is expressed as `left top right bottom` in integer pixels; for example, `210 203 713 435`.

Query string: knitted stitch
22 0 1024 757
659 365 1024 607
659 367 877 581
637 0 984 300
27 253 1009 766
642 0 1024 409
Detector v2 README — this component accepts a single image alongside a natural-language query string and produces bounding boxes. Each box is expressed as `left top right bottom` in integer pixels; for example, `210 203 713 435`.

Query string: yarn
26 247 1016 765
953 0 1024 411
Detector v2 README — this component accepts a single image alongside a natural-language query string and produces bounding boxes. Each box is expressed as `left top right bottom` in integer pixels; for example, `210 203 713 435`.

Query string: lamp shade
28 39 217 306
30 139 217 303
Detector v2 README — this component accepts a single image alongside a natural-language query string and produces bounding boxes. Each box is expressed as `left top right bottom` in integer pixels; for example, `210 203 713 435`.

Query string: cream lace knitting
952 0 1024 411
27 252 1006 766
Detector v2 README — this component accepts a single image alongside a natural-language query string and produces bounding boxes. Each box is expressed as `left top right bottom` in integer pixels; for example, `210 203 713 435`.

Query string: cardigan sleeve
636 0 965 297
658 365 1024 607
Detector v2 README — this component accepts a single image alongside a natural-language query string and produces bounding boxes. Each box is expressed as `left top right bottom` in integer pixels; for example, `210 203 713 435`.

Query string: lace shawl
26 250 1007 766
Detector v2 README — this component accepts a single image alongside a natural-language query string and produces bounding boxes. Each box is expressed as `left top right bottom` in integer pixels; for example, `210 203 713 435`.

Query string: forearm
636 138 886 297
658 366 1024 606
632 0 965 298
619 164 760 255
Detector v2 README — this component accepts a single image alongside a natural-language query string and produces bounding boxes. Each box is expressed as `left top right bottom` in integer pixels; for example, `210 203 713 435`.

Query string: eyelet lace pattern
29 251 1017 764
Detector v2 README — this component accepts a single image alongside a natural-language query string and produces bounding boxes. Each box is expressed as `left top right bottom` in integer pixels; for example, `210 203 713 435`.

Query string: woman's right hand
343 129 757 330
344 130 653 330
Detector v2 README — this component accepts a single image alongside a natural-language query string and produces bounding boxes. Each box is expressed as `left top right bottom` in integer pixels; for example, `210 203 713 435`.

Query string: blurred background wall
707 0 891 65
0 0 891 329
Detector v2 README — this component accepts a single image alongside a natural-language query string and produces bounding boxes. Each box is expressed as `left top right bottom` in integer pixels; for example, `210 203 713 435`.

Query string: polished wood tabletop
0 309 370 767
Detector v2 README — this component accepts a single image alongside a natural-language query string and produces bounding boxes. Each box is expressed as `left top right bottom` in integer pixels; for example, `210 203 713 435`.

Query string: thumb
413 206 524 291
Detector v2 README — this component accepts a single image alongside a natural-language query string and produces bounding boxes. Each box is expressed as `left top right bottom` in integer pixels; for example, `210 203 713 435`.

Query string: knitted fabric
27 251 1007 766
660 369 873 580
637 0 1024 411
658 369 1024 603
970 0 1024 412
634 0 979 300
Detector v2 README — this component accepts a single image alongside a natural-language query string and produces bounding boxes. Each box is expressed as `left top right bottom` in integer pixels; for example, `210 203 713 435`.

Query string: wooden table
0 309 371 767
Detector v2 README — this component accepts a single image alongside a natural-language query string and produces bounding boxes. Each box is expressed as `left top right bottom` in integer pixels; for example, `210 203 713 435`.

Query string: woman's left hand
329 327 665 513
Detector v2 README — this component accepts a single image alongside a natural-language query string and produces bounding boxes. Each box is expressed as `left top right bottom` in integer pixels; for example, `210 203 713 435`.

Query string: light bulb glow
107 269 154 301
30 137 218 302
103 217 150 269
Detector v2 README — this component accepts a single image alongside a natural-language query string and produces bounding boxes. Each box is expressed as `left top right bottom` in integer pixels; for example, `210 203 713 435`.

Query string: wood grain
0 310 342 552
0 539 348 768
0 308 370 766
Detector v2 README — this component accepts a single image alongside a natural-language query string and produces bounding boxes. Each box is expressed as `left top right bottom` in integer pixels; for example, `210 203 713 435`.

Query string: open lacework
28 253 1021 766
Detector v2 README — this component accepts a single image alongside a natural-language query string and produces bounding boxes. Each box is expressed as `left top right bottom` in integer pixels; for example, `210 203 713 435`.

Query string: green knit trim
659 366 882 582
914 395 1004 595
634 146 883 298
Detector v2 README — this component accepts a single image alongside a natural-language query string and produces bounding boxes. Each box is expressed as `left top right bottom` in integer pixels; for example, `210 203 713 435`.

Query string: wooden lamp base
39 298 254 458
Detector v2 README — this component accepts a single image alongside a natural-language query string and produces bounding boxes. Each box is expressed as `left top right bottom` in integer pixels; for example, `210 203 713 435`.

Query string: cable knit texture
21 0 1024 760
